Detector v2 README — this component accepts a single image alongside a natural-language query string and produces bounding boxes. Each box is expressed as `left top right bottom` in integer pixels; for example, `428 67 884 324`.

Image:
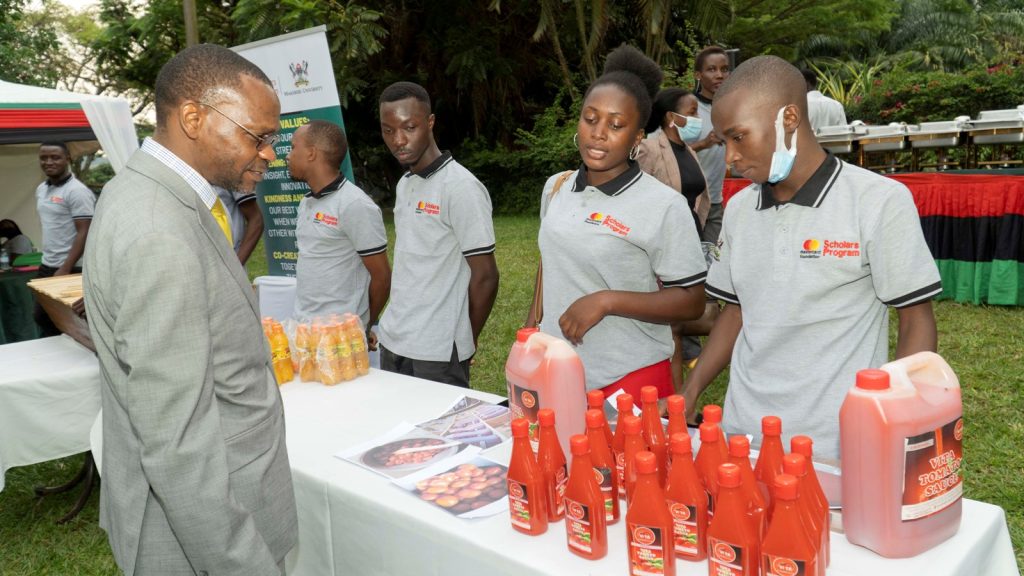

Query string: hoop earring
573 132 579 147
629 144 640 161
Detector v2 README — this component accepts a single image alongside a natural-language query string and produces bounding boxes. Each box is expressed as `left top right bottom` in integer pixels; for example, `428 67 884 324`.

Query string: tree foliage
0 0 61 86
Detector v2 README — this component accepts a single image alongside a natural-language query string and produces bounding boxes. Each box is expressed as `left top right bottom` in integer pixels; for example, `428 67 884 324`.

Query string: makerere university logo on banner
289 61 310 88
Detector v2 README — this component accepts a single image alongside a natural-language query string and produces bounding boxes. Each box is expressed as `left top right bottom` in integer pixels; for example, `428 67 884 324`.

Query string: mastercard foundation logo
803 238 821 251
585 212 605 225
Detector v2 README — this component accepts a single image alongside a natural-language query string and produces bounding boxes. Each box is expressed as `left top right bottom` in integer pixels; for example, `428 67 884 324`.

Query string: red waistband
600 359 673 407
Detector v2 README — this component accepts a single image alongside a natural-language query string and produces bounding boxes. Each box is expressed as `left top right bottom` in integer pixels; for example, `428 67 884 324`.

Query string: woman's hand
558 291 611 345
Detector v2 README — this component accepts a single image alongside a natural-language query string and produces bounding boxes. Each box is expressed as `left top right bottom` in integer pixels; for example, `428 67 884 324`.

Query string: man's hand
366 329 378 352
72 297 87 319
559 291 610 345
55 263 72 276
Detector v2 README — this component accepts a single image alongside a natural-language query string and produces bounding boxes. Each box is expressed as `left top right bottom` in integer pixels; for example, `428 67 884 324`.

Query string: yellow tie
210 197 234 245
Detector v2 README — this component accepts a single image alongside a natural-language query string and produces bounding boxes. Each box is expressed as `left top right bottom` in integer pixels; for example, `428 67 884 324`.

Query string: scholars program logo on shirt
415 200 441 215
800 238 860 259
584 212 631 237
313 211 338 227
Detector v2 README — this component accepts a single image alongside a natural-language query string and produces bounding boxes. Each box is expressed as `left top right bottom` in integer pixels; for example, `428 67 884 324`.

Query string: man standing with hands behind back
375 81 499 388
690 46 732 245
83 44 297 575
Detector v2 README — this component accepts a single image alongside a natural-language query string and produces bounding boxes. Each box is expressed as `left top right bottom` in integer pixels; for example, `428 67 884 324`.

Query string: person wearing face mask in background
681 56 940 460
636 88 717 391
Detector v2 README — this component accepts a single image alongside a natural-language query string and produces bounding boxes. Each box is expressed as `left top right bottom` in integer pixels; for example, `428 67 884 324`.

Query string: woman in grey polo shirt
526 45 708 404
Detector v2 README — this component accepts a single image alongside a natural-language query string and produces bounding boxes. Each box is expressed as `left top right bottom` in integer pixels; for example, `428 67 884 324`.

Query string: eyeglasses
200 102 281 151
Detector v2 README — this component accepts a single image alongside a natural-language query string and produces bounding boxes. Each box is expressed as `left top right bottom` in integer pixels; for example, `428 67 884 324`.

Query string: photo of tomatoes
361 437 462 471
412 461 509 517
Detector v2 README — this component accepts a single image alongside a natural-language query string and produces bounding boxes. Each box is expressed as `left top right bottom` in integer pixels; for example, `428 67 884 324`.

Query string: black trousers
379 343 471 388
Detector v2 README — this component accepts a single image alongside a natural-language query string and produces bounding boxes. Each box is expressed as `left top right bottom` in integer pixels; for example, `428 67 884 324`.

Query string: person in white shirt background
802 68 848 131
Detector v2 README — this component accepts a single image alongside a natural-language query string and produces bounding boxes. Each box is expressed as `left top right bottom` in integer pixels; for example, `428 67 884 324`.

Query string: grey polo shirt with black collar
706 153 941 460
539 162 707 390
35 172 95 268
294 174 387 324
377 152 496 362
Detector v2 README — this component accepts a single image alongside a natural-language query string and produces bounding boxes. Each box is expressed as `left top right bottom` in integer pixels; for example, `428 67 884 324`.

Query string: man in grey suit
83 44 297 575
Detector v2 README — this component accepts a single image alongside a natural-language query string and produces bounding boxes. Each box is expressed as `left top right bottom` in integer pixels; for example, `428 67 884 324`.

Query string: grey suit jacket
83 149 297 575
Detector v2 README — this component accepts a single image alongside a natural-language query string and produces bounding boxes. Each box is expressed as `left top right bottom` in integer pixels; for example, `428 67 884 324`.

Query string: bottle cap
635 451 657 474
585 409 606 429
773 474 799 500
783 453 807 477
620 414 641 434
717 463 741 487
641 386 658 403
587 390 605 409
791 435 813 459
570 434 590 455
728 435 749 458
538 408 555 427
511 418 530 438
616 393 635 413
670 432 692 455
515 327 539 343
856 369 890 390
699 422 719 442
762 415 782 436
703 404 722 424
666 395 684 414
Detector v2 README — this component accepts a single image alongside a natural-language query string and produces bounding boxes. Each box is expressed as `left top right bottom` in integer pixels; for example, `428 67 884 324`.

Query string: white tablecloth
279 373 1019 576
0 335 100 492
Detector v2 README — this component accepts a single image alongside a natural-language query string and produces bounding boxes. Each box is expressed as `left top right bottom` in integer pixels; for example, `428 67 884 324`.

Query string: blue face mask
768 106 799 184
673 115 703 144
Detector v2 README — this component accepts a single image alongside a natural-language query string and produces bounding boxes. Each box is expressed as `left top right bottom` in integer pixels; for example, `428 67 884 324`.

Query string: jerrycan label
902 416 964 521
763 554 807 576
709 537 747 576
628 523 668 575
594 466 615 519
564 498 594 553
509 384 541 450
508 479 535 529
667 500 700 556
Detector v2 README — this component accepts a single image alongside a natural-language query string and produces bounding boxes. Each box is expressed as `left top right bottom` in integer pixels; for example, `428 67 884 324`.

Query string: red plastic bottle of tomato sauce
563 434 608 560
754 416 785 492
536 408 568 521
664 432 708 561
694 423 724 518
621 414 648 504
508 418 548 535
640 386 669 486
587 390 614 447
665 396 688 444
701 405 729 459
626 452 676 576
707 463 760 576
791 435 830 567
783 453 826 574
762 474 820 576
728 435 767 539
612 393 635 499
585 409 620 523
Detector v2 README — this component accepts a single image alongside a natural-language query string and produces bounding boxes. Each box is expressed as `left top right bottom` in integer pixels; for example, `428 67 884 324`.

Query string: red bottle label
553 464 568 515
508 479 535 529
615 451 626 497
902 416 963 521
594 466 615 520
509 384 541 450
763 554 807 576
628 523 668 575
564 498 594 553
709 537 747 576
667 500 700 556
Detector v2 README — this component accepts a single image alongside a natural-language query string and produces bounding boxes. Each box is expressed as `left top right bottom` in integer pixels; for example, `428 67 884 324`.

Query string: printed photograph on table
336 422 478 479
416 396 512 449
394 452 509 519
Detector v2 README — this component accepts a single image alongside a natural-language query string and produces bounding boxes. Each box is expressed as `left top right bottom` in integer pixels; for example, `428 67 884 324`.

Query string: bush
848 64 1024 124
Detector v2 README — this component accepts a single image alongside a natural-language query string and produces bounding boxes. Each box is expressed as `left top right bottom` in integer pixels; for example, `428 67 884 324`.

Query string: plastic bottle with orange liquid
508 418 548 535
727 435 766 539
620 414 648 504
755 416 786 491
762 474 820 576
587 390 614 447
612 393 635 499
585 409 619 523
664 432 708 561
563 434 608 560
343 317 370 376
269 322 294 385
640 386 668 486
783 453 826 574
701 405 728 458
665 396 688 444
694 423 725 518
791 436 829 566
537 408 568 521
316 326 342 385
706 463 760 576
626 452 676 576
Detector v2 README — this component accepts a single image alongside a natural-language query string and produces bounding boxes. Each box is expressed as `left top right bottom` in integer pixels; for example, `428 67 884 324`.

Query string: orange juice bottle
343 317 370 376
626 452 676 576
587 390 613 447
316 327 341 385
762 474 820 576
537 409 568 521
701 405 728 459
333 323 358 382
727 436 766 540
755 416 785 491
707 463 760 576
261 316 273 340
783 453 826 575
310 322 324 382
640 386 668 487
564 434 608 560
508 418 548 535
665 432 708 561
585 409 620 524
791 435 830 567
612 393 635 499
694 423 724 518
295 323 317 382
505 328 585 457
621 414 647 504
269 322 294 385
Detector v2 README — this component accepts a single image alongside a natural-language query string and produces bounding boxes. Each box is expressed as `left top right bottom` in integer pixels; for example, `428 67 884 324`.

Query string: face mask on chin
767 106 798 184
674 115 704 144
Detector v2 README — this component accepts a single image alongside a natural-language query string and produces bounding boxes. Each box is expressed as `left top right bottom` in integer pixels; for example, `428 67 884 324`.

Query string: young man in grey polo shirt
683 56 941 460
691 46 731 245
375 81 499 388
34 141 95 336
288 120 391 328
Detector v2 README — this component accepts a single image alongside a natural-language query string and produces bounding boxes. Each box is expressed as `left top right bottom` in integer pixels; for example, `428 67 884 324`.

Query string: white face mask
767 106 798 184
672 114 703 144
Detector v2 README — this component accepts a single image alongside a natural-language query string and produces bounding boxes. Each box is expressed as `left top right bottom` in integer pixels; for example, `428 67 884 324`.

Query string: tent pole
183 0 199 47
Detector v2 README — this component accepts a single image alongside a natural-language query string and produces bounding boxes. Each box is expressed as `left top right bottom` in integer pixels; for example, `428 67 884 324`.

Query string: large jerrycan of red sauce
840 352 963 558
506 328 586 458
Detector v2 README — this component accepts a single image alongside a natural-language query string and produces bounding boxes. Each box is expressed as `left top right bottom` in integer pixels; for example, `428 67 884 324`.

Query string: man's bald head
715 55 808 116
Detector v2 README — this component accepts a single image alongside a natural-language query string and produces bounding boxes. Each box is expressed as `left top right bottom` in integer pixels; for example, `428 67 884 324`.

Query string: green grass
1 215 1020 573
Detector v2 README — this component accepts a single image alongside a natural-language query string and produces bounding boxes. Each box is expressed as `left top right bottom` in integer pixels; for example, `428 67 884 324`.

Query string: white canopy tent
0 79 139 247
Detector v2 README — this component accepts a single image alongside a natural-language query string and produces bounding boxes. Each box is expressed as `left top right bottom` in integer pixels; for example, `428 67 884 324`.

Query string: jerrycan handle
880 351 960 392
524 331 579 360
